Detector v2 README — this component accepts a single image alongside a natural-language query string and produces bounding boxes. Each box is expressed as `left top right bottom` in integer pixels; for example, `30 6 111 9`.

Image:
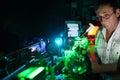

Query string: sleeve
117 56 120 72
94 29 102 64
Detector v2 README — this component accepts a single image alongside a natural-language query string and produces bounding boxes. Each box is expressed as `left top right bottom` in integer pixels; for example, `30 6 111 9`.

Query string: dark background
0 0 65 39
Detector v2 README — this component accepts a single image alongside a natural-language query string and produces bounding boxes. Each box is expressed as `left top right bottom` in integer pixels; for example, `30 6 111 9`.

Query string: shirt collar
101 20 120 38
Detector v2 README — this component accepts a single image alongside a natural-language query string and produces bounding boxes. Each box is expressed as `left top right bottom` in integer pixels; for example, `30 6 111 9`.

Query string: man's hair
95 0 120 12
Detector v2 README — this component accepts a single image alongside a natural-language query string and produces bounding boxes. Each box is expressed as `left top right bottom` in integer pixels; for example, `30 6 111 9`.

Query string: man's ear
116 8 120 17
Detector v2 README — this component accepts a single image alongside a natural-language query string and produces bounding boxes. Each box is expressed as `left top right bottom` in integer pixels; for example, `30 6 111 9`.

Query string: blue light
55 38 62 45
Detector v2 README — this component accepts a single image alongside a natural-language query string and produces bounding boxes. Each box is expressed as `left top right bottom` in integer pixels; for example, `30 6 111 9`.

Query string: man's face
96 5 120 29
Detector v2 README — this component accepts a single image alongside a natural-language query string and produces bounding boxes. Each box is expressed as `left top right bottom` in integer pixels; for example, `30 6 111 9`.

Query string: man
90 0 120 79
